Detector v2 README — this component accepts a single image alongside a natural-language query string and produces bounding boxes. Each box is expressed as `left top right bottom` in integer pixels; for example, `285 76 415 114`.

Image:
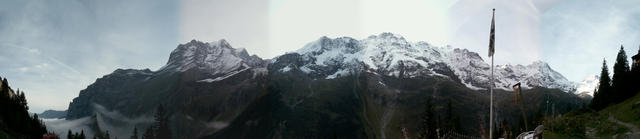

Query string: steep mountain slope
208 51 584 138
66 40 268 138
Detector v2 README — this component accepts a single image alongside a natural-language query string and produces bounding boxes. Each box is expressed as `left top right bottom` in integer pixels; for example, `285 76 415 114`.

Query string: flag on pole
488 9 495 57
488 8 496 139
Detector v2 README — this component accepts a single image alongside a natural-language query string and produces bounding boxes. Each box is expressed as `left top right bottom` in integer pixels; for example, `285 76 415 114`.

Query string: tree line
591 46 640 110
0 76 48 138
68 129 87 139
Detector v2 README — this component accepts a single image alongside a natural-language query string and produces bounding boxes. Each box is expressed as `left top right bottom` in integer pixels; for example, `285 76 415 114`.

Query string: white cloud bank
43 104 154 139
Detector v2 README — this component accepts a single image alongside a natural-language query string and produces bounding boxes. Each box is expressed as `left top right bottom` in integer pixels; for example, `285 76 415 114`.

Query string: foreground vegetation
544 46 640 138
544 92 640 138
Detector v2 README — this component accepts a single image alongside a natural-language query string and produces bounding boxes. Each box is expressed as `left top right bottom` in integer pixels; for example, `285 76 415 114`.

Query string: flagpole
489 8 495 139
490 53 494 139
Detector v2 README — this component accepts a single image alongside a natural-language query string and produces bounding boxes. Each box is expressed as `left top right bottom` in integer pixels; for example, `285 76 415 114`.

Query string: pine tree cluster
0 76 48 138
416 98 463 139
68 129 87 139
591 46 640 110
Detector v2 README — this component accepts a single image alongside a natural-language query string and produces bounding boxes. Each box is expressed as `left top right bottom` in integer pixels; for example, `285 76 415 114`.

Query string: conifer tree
19 91 28 110
418 97 436 139
142 127 154 139
1 78 8 94
612 46 630 102
154 105 171 139
446 99 453 130
105 130 110 139
68 130 73 139
82 130 86 139
131 127 138 139
444 99 460 131
591 59 612 110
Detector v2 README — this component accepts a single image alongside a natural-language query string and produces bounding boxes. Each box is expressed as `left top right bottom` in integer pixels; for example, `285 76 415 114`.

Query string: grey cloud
43 117 95 138
0 0 180 112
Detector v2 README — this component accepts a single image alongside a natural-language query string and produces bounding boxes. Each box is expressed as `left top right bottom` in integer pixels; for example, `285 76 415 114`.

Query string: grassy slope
544 92 640 138
602 92 640 127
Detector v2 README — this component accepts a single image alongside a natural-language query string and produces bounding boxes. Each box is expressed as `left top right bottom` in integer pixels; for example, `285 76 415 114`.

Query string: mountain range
282 33 579 92
62 33 589 138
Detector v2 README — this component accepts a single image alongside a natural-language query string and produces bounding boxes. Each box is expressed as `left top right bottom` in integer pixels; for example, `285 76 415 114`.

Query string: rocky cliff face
66 69 155 120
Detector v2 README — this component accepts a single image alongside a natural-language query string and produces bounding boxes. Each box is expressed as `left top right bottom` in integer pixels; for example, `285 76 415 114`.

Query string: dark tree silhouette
130 127 138 139
612 46 631 102
154 105 171 139
591 59 612 110
68 130 73 139
142 127 154 139
418 97 436 139
105 130 110 139
80 130 86 139
67 129 87 139
0 77 47 138
444 99 461 131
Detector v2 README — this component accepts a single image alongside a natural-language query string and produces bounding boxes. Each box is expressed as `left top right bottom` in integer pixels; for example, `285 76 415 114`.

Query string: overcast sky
1 0 639 112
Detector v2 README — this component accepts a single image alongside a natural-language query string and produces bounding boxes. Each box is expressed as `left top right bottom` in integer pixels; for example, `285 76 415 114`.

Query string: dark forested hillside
204 63 584 139
0 76 47 138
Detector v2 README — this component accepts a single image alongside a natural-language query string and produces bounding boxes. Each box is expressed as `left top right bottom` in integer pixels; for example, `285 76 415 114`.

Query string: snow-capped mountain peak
490 61 575 92
575 74 599 96
159 39 265 80
277 33 576 93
